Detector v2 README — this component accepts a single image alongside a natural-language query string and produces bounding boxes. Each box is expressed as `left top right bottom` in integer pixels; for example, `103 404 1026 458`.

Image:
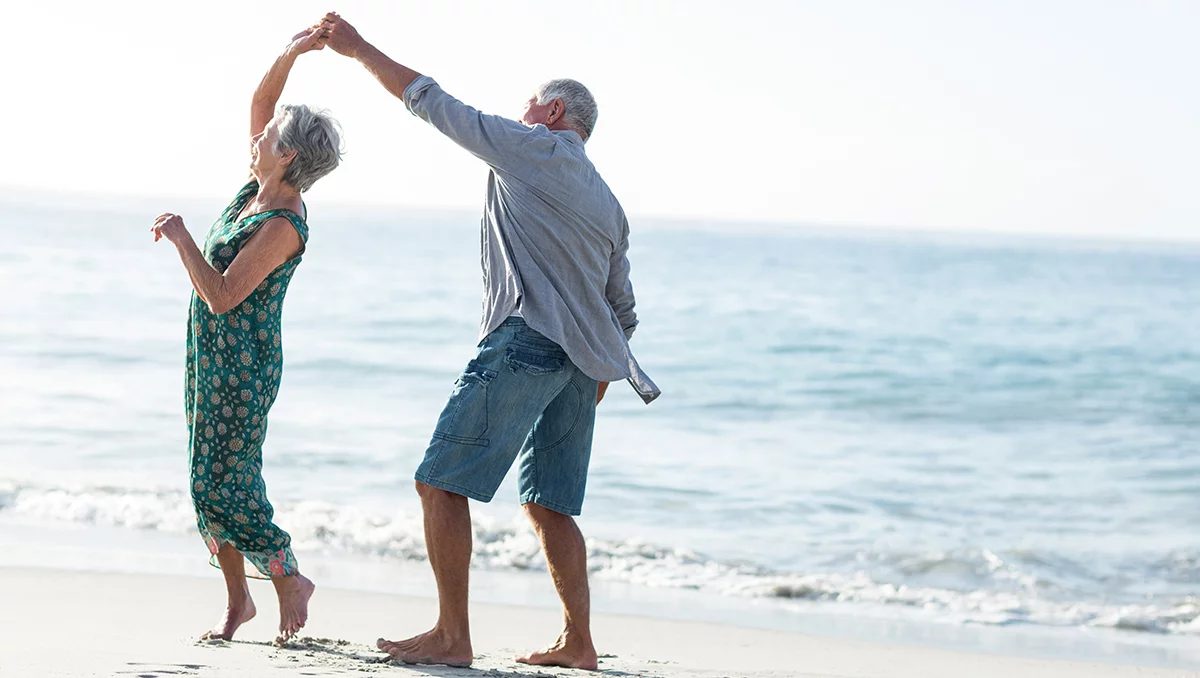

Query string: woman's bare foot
376 628 473 667
272 573 315 645
200 596 257 641
516 631 598 671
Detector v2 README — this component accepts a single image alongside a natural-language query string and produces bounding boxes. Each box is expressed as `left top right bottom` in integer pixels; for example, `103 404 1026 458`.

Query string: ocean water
2 194 1200 644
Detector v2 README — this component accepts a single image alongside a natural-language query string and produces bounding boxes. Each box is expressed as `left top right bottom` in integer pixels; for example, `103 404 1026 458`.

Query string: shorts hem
415 473 497 504
519 491 582 517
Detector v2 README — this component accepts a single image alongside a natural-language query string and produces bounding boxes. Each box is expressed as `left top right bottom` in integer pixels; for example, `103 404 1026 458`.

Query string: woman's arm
250 28 327 139
152 214 302 315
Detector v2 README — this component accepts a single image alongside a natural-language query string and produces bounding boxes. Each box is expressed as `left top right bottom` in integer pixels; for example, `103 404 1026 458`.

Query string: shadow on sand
189 636 662 678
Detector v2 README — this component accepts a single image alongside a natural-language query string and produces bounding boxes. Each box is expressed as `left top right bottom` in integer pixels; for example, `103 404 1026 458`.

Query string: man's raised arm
320 13 421 101
319 13 531 170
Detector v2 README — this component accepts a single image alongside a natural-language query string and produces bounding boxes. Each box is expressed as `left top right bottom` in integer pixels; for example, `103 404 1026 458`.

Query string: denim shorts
415 318 599 516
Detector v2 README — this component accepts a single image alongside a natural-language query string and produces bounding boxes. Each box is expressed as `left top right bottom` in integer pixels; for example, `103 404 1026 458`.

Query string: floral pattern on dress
186 180 308 579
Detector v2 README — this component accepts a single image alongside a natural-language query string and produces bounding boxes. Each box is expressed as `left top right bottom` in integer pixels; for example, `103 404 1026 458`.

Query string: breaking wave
2 479 1197 635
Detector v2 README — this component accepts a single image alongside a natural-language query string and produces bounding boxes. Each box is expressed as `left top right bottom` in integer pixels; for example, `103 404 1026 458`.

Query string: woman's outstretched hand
288 26 327 55
151 213 189 244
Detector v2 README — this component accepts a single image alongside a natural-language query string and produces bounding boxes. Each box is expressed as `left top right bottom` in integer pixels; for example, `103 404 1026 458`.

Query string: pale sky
2 1 1197 239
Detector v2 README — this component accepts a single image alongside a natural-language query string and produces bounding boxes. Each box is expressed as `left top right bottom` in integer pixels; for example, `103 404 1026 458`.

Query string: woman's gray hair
536 79 598 141
274 104 343 193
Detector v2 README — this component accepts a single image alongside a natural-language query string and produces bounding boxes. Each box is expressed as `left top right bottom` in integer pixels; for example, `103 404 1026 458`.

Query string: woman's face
249 118 293 179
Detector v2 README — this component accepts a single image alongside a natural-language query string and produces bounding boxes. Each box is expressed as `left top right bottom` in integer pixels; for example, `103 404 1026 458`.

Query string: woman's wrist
172 228 198 251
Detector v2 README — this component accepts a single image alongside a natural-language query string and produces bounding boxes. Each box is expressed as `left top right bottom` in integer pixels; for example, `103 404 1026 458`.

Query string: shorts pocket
432 360 496 445
505 328 568 376
505 345 565 376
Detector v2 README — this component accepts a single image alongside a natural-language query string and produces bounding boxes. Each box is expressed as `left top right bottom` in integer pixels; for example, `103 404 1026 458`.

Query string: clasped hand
292 12 364 58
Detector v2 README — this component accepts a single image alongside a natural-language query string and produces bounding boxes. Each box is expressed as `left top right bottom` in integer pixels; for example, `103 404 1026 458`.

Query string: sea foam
2 479 1196 636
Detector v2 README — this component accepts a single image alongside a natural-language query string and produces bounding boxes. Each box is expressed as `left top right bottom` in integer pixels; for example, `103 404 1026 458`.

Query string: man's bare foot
272 573 315 645
376 628 473 667
199 596 256 641
517 632 599 671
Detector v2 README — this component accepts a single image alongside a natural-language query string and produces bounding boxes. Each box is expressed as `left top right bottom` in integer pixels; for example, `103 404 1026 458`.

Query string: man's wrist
353 39 378 63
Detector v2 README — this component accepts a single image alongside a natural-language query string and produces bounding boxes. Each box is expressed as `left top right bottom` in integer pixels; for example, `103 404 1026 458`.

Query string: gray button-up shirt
403 76 659 403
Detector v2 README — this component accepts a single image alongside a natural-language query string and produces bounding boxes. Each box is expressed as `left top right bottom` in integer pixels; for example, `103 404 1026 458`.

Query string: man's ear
548 98 566 125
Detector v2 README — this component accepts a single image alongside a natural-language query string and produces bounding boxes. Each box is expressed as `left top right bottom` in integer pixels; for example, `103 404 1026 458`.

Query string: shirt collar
552 129 584 145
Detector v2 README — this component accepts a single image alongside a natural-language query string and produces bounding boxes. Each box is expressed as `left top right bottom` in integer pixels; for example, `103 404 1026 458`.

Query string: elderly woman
150 27 340 643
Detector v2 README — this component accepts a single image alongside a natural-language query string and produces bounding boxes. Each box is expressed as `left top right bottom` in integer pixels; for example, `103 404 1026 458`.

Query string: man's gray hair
536 79 598 141
274 104 343 193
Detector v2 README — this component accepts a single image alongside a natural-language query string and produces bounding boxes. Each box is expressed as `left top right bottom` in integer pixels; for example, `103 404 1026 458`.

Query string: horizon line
1 182 1196 249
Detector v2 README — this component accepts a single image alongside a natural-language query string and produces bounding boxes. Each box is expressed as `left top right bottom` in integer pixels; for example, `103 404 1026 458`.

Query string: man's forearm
355 42 422 101
322 14 526 168
321 14 421 103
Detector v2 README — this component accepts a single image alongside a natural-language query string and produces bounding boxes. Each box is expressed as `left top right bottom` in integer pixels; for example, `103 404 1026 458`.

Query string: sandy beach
0 566 1193 678
4 2 1200 677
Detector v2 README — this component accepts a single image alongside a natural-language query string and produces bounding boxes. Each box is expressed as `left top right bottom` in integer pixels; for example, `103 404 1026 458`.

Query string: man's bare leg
272 571 316 645
377 481 474 667
516 502 599 670
200 543 256 640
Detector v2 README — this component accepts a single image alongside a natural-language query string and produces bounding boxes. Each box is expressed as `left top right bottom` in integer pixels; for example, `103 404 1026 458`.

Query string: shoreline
1 566 1198 678
3 485 1198 651
1 517 1199 674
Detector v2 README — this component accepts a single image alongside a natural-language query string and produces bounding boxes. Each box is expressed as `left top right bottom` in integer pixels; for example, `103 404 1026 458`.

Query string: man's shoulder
586 170 623 218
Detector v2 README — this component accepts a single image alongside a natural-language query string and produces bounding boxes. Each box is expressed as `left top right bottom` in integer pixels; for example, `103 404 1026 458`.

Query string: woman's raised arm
250 28 326 141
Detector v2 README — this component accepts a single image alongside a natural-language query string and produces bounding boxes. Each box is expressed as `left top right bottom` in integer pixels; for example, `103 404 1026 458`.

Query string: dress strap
221 180 260 222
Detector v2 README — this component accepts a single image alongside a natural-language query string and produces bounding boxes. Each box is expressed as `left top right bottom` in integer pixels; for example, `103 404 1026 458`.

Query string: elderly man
318 12 659 671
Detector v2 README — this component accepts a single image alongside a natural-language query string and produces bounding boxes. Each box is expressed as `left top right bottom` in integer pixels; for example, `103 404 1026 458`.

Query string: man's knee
415 479 464 504
523 500 568 525
415 479 439 499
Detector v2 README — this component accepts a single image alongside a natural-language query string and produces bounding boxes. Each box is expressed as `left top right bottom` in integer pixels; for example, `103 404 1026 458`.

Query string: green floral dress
185 180 308 578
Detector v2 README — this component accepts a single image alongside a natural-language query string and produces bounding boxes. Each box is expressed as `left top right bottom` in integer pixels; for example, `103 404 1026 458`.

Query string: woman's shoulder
251 213 308 267
231 212 308 270
256 213 308 243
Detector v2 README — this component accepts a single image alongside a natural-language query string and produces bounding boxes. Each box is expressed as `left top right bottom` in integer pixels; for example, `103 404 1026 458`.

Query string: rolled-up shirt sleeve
606 216 639 340
403 75 531 171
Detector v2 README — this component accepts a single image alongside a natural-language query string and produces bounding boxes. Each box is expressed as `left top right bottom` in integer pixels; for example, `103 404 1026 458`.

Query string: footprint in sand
117 663 206 677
